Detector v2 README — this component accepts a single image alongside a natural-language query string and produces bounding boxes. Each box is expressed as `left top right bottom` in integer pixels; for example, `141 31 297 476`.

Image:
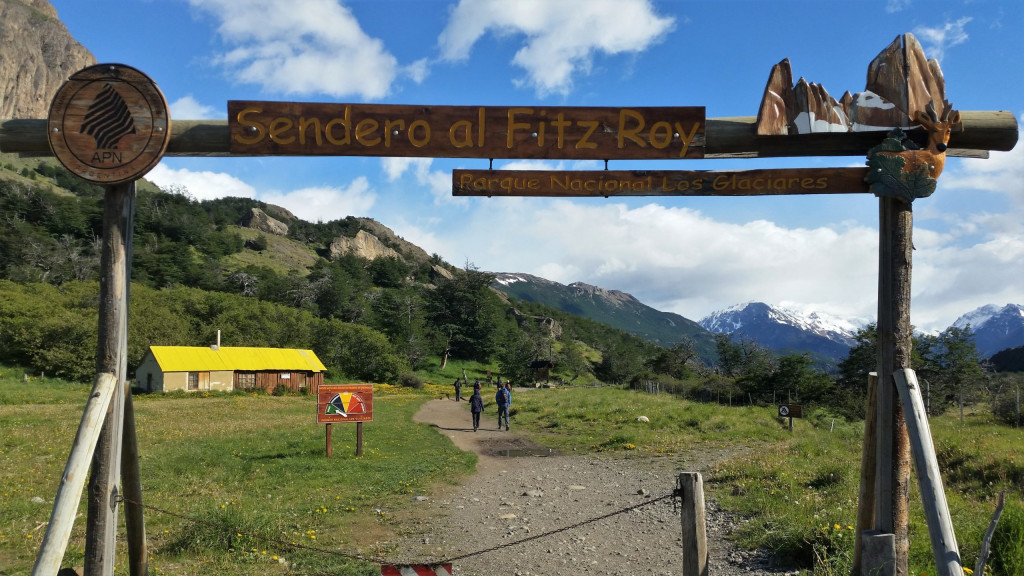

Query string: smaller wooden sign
317 384 374 424
453 168 871 197
778 404 803 418
47 63 170 184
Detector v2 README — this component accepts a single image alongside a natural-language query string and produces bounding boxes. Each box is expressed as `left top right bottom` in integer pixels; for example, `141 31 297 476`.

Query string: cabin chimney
211 329 221 351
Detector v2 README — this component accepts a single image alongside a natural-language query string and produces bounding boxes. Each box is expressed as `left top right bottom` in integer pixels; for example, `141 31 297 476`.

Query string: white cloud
438 0 674 97
147 163 375 223
442 199 879 322
168 95 220 120
259 178 376 223
146 163 256 201
380 158 466 206
886 0 911 13
190 0 399 100
913 17 972 62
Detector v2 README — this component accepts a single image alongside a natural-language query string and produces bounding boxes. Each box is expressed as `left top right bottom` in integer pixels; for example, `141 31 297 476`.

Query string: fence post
678 472 708 576
893 369 961 576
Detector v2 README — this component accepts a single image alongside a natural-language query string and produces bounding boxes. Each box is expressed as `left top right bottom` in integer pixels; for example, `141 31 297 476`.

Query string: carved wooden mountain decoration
756 33 949 136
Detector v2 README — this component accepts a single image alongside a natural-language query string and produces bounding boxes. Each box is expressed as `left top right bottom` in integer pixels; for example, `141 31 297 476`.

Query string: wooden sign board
778 404 803 418
317 384 373 424
229 101 704 160
453 168 871 197
47 63 170 184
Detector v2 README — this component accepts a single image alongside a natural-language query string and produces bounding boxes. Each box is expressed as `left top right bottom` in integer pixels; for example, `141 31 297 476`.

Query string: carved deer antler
909 99 961 179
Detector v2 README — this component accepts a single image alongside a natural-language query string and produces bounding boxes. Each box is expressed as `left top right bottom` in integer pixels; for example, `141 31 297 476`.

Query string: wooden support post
85 182 136 576
875 196 913 576
678 472 708 576
356 422 364 457
326 424 333 458
853 372 879 576
893 369 961 576
861 530 897 576
121 387 147 576
31 373 117 576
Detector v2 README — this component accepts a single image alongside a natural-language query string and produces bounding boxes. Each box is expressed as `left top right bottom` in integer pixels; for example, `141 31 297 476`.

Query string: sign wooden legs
871 197 914 576
325 422 364 457
84 182 144 576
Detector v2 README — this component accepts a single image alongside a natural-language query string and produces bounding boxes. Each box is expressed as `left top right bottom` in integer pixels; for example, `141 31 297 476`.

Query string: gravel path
386 396 798 576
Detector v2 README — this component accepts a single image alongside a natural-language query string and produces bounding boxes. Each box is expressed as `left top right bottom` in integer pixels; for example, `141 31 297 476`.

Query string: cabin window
187 372 199 390
236 372 256 390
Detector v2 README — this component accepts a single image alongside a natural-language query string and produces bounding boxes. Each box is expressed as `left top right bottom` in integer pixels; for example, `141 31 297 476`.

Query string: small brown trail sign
453 167 871 197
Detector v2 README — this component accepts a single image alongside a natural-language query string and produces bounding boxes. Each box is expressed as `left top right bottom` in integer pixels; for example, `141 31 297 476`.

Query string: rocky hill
492 272 717 358
0 0 95 119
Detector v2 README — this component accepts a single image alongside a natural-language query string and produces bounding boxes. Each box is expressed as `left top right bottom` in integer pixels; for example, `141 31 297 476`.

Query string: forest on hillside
1 157 1020 425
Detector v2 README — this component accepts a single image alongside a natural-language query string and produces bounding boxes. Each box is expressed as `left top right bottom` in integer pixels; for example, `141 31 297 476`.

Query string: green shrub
398 372 423 389
991 502 1024 576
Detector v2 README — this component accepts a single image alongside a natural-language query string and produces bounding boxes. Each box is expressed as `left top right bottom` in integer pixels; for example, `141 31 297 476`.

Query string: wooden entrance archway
1 33 1017 576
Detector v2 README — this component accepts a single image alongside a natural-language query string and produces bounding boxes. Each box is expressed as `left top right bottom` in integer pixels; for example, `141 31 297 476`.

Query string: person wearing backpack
469 383 484 431
495 384 510 431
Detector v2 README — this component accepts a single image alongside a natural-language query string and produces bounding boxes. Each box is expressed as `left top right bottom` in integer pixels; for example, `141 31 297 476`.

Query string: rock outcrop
0 0 96 119
509 307 563 339
240 207 288 236
329 230 400 262
354 217 431 265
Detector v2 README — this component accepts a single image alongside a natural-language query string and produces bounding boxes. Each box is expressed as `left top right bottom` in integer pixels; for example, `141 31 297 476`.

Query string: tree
594 338 647 385
768 354 834 403
424 263 501 365
558 339 592 382
496 329 536 386
919 325 984 419
649 338 697 380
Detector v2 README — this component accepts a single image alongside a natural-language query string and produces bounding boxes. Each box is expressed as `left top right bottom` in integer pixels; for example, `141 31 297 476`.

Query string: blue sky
49 0 1023 332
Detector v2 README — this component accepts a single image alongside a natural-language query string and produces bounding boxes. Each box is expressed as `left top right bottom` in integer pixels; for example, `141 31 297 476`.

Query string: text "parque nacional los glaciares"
228 101 706 160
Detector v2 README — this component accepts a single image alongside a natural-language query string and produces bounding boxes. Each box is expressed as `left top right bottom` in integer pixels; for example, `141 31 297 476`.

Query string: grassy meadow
2 368 1022 575
0 368 473 575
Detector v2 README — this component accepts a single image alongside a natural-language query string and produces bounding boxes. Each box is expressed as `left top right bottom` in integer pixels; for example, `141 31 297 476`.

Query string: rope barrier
441 492 675 563
122 490 678 566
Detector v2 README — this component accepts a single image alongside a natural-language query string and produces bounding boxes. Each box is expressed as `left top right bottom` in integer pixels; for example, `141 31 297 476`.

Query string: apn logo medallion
48 64 170 185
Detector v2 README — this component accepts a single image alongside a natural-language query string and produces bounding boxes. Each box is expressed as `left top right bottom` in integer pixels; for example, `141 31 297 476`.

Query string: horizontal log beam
1 111 1016 159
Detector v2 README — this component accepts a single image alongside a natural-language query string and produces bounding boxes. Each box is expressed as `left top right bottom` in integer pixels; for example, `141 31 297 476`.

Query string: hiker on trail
496 383 510 431
454 378 462 401
469 383 484 431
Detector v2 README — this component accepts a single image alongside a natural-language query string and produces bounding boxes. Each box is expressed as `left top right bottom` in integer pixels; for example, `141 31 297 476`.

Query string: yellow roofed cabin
136 346 326 394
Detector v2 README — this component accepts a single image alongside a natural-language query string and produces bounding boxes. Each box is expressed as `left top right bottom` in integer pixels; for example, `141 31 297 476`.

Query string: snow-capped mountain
699 302 859 363
951 304 1024 358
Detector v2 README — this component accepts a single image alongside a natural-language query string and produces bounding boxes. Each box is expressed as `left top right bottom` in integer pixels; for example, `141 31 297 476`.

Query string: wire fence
122 490 677 566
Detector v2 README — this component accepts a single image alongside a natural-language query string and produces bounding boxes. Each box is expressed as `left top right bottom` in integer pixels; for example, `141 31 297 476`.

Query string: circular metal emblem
778 405 790 417
47 63 170 185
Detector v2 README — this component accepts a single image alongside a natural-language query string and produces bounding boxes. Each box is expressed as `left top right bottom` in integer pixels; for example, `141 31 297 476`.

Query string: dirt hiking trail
385 394 796 576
